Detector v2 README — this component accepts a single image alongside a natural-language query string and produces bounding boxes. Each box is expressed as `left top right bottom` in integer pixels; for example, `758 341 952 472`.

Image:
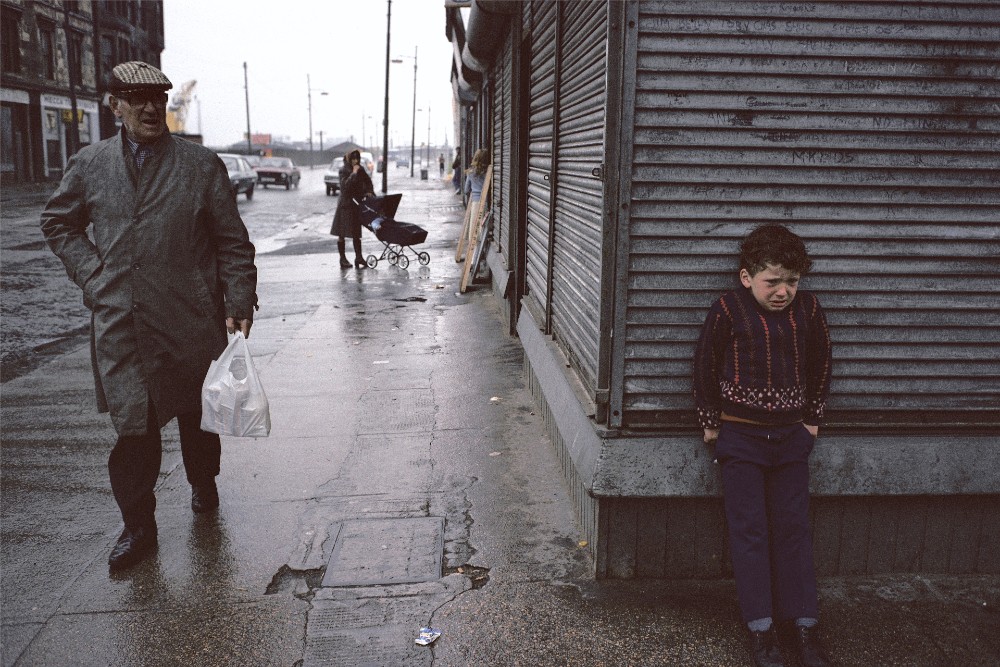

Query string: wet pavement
2 169 998 666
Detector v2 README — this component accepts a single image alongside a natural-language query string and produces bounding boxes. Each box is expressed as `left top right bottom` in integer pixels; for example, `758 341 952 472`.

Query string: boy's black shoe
191 480 219 513
749 627 787 667
795 625 832 667
339 257 352 269
108 524 157 572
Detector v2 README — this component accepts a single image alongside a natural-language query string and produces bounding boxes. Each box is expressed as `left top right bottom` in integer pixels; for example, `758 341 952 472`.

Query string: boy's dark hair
739 224 813 276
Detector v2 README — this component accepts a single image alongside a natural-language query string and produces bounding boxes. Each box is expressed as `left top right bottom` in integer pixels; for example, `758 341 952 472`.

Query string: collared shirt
124 132 154 169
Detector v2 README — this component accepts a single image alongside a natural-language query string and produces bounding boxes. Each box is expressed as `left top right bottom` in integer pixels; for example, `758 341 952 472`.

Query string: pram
356 194 430 269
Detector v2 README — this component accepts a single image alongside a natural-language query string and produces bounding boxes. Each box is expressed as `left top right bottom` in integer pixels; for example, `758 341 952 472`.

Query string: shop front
39 93 100 180
1 87 32 184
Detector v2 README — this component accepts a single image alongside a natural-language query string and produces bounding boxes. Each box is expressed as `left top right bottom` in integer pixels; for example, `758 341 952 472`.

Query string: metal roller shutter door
525 0 557 321
492 32 514 260
620 0 1000 429
549 0 608 391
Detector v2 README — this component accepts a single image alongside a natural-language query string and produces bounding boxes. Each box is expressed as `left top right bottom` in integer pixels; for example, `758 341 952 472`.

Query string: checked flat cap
108 61 172 93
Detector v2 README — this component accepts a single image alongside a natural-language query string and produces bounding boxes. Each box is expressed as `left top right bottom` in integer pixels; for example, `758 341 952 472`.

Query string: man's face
110 90 167 143
740 263 800 312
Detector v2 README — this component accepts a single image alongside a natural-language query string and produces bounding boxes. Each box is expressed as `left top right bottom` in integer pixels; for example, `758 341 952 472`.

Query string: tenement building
1 0 164 185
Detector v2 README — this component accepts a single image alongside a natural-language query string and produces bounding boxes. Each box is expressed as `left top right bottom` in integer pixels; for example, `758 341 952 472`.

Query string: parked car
396 157 409 169
245 155 261 169
360 151 375 177
218 153 256 201
255 157 301 190
324 156 344 196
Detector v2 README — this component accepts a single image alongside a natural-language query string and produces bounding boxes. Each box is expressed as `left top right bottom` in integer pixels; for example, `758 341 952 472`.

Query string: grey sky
161 0 457 150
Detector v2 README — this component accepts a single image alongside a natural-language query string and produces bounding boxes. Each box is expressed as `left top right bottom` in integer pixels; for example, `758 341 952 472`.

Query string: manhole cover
321 517 445 587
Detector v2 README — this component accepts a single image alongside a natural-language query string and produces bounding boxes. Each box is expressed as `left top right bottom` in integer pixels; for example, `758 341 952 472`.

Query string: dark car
396 157 409 169
255 157 301 190
218 153 256 201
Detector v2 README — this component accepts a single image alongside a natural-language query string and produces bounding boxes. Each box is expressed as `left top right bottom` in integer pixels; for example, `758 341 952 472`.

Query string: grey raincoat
41 129 258 436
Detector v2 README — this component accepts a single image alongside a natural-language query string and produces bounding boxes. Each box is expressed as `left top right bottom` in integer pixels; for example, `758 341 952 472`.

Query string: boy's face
740 263 800 312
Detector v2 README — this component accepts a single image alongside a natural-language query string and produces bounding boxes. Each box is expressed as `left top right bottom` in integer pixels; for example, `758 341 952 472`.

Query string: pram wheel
417 251 430 266
366 254 378 268
396 254 410 269
388 251 398 265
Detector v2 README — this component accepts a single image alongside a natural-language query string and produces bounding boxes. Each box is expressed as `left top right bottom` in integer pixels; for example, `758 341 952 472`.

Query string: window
117 37 130 63
1 11 21 73
38 21 55 79
68 31 83 86
100 34 114 78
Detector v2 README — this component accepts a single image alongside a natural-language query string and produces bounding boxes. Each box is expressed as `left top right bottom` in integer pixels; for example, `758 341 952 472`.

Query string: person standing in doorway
330 149 375 269
464 148 491 226
40 61 258 573
693 224 833 667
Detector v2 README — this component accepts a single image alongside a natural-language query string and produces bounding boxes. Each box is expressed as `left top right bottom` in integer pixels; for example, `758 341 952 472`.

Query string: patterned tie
134 144 152 170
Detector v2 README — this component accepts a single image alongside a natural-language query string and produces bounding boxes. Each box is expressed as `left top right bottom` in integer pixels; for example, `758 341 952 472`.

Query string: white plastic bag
200 332 271 437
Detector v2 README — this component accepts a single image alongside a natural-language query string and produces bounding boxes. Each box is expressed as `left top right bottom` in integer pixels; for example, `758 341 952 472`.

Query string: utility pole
410 46 417 178
244 62 252 155
307 73 314 169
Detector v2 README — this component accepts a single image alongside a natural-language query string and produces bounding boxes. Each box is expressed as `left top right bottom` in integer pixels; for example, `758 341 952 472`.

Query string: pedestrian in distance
330 149 375 269
40 61 258 573
438 152 445 177
451 145 462 195
692 224 833 667
464 148 491 225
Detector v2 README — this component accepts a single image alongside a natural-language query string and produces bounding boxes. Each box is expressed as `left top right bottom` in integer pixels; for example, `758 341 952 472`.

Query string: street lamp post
391 47 418 178
381 0 392 194
307 74 328 169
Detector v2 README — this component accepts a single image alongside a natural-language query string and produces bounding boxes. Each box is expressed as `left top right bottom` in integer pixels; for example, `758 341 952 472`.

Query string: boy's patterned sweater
693 288 833 429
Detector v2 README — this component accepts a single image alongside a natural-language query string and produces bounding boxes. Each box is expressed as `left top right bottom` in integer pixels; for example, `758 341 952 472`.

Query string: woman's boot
338 238 351 268
353 237 366 269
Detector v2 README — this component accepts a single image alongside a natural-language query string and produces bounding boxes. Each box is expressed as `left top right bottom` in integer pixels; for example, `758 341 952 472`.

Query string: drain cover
321 517 445 587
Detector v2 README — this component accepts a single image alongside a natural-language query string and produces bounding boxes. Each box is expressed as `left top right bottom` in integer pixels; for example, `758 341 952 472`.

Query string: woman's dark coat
330 165 375 238
40 129 258 436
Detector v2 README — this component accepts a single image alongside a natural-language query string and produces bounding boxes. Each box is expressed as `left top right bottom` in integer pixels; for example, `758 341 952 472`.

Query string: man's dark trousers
109 400 221 530
715 421 819 624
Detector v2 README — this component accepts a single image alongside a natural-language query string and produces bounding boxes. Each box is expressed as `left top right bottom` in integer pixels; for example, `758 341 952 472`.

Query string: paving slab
321 517 445 587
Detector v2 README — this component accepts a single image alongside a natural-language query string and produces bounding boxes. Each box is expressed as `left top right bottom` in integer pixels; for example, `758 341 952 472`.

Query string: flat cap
108 61 172 93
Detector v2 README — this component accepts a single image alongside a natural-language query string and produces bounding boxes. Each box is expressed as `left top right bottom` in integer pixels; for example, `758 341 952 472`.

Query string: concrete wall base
516 306 1000 579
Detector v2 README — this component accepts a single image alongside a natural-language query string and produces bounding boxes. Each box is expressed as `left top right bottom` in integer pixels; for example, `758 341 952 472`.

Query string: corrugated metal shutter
621 1 1000 429
492 31 514 259
549 0 608 391
524 0 557 321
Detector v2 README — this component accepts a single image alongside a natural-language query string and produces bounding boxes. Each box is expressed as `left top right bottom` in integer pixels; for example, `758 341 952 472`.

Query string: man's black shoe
108 525 157 572
796 624 832 667
749 626 787 667
191 480 219 513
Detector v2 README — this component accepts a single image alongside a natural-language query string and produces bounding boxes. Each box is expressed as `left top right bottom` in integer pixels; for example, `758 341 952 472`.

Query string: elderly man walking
40 62 258 572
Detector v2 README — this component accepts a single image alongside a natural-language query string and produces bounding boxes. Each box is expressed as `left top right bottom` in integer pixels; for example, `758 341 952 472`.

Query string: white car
360 151 375 177
324 157 344 196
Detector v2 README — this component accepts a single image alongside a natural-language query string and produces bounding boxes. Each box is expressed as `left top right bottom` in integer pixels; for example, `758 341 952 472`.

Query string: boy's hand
703 428 719 444
804 424 819 438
